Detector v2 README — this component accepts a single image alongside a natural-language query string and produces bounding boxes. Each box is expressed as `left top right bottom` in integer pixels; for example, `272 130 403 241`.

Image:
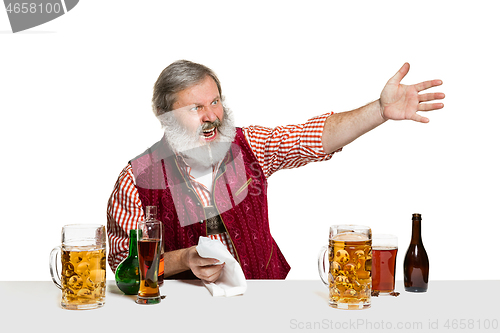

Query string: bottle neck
128 229 138 256
145 206 158 221
411 219 423 244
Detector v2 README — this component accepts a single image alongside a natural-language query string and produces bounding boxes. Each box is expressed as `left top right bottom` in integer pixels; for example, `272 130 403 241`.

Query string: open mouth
201 127 217 140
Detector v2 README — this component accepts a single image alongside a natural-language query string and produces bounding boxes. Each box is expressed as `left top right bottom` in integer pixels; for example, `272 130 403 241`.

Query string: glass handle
317 245 329 286
49 246 62 289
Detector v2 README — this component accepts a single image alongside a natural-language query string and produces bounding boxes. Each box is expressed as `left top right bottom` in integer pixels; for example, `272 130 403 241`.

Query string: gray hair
152 60 222 116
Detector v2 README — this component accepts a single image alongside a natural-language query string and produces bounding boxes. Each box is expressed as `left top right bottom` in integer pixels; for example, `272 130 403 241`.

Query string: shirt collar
174 152 224 177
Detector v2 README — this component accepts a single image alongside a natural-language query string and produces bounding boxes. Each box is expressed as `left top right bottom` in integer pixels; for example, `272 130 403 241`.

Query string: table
1 280 498 332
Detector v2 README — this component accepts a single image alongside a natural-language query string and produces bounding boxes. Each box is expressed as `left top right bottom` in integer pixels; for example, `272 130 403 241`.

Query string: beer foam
332 233 369 242
373 246 397 250
63 245 105 251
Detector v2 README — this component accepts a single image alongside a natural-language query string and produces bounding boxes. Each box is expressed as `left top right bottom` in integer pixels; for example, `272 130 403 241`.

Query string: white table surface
1 280 498 332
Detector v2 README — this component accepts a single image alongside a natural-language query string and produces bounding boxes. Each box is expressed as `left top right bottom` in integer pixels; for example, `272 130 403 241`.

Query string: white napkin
196 236 247 297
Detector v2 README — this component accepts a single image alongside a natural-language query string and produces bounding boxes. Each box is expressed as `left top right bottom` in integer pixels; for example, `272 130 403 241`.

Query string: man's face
159 75 236 168
172 76 224 145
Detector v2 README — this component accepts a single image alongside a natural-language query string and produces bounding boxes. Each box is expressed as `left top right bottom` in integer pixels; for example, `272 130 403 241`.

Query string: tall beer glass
318 225 372 310
136 219 163 305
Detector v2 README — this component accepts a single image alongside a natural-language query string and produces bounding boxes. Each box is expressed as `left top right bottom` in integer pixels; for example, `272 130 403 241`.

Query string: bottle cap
146 206 158 219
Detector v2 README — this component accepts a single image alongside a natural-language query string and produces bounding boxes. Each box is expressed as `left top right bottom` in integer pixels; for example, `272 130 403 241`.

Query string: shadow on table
108 279 205 302
313 288 329 305
107 283 137 302
177 279 204 287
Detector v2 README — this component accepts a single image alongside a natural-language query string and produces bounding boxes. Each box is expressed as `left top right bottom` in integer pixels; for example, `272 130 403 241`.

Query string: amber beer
372 247 398 293
136 216 163 304
60 246 106 309
328 232 372 309
144 206 164 286
50 224 107 310
137 239 161 299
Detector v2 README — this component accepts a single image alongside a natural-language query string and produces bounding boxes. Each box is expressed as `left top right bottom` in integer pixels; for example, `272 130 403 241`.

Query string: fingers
418 92 445 102
197 263 225 283
412 100 444 123
418 102 445 112
192 252 221 267
415 79 443 92
418 92 445 112
411 113 430 124
389 62 410 84
186 247 225 282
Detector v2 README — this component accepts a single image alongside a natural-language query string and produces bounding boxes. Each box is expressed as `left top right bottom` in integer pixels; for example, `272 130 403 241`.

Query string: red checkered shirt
107 112 338 272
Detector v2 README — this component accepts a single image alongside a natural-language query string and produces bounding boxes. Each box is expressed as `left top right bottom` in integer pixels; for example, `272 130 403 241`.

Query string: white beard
159 106 236 168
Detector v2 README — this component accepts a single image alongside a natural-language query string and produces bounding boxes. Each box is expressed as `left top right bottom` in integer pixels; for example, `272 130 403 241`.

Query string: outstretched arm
322 63 445 154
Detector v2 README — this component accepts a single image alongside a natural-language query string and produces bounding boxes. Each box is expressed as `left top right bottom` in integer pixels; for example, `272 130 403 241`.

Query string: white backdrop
1 0 498 282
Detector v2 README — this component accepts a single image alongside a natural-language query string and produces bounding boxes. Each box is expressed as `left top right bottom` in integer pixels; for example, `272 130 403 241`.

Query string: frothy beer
61 246 106 309
328 233 372 309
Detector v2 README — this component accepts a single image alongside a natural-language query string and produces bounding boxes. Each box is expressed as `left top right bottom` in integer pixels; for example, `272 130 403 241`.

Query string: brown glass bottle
403 213 429 292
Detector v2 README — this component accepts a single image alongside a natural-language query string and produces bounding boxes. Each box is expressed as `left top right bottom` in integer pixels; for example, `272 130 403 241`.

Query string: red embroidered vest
130 128 290 279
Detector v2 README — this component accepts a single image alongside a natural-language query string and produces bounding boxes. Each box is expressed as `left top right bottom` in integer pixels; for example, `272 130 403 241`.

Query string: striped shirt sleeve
107 163 145 272
242 112 340 178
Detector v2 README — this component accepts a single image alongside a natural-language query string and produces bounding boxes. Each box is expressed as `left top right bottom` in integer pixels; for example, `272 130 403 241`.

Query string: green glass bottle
115 229 140 295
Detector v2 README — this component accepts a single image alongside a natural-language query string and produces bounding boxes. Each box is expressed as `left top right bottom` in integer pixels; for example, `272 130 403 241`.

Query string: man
107 60 444 282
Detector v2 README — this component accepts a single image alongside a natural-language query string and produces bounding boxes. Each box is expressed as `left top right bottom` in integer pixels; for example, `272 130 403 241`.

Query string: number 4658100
6 2 62 14
444 319 498 330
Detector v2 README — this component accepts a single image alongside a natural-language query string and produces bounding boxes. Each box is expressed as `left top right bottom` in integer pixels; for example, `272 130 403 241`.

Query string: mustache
199 118 222 132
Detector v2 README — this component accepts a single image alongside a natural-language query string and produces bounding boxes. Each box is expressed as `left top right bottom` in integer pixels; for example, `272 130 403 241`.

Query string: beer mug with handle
318 225 372 310
49 224 106 310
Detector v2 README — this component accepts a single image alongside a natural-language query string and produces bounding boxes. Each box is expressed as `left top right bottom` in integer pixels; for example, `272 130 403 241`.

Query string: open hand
380 63 445 123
